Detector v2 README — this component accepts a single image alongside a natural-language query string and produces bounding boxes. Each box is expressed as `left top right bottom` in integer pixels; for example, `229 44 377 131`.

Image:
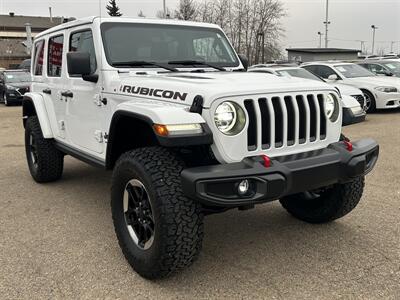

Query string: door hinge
94 130 103 143
59 120 65 131
93 94 102 106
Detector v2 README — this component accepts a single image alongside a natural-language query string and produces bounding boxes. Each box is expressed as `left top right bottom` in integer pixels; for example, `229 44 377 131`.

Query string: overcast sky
1 0 399 54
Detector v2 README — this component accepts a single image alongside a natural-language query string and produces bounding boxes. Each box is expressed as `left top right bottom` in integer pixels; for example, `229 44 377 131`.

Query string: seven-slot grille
244 93 327 151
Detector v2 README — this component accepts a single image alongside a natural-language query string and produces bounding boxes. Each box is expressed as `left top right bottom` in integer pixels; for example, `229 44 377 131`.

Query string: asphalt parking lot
0 105 399 299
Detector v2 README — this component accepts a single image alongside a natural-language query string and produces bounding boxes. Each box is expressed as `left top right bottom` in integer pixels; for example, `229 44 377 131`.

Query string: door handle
61 90 73 98
42 88 51 95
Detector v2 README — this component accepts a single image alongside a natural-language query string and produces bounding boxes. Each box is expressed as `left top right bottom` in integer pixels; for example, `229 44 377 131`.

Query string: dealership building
287 48 361 63
0 13 67 68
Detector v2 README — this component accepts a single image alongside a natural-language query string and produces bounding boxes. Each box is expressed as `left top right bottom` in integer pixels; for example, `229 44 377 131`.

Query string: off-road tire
25 116 64 182
279 176 365 224
111 147 204 279
362 90 376 113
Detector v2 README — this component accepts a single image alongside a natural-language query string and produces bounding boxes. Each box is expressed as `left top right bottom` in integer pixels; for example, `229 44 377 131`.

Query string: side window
48 35 64 77
33 40 45 76
312 65 337 79
369 64 384 73
69 30 97 74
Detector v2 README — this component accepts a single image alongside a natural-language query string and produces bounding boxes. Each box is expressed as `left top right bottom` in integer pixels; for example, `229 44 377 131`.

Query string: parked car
23 17 379 279
248 65 366 126
357 60 400 77
0 69 31 106
302 62 400 112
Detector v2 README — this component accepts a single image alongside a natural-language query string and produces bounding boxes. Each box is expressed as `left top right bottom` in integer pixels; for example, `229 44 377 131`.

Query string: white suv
302 61 400 112
248 65 366 125
23 17 379 279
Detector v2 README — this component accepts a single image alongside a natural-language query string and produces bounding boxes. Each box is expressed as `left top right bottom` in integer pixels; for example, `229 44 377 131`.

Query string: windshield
4 72 31 83
101 22 239 69
334 64 375 78
276 68 322 81
380 61 400 75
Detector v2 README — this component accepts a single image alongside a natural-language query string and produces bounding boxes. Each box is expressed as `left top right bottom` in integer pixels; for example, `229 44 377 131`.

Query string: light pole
323 0 330 48
371 25 378 55
318 31 323 48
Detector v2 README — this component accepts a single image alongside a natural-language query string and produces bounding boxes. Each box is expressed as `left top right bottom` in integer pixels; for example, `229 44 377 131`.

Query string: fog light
238 180 250 195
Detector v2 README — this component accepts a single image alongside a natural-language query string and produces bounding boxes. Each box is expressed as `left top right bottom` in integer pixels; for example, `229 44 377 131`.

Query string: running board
54 142 106 169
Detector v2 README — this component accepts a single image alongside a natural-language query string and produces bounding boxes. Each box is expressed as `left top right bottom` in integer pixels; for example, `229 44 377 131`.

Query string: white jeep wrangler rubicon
23 17 379 279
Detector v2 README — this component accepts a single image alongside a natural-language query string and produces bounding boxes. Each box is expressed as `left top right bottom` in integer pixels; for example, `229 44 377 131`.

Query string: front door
65 29 105 154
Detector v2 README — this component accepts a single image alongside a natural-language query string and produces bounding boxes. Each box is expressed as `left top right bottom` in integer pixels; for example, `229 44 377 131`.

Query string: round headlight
325 94 339 122
214 101 246 135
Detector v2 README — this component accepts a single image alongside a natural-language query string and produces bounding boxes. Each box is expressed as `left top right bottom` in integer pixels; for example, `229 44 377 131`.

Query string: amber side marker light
154 124 169 136
153 124 203 137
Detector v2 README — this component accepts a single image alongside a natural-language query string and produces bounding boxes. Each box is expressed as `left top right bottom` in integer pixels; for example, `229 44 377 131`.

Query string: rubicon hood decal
120 85 188 101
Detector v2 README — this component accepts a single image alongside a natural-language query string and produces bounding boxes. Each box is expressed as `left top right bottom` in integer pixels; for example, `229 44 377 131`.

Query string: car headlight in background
214 101 246 135
375 86 397 93
325 93 340 122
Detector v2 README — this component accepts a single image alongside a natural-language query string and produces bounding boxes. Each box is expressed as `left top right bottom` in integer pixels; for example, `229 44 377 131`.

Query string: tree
106 0 122 17
195 0 286 63
138 10 146 18
175 0 197 20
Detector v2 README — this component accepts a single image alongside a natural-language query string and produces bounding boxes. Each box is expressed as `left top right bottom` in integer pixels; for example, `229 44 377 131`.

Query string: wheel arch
105 111 160 170
22 94 54 138
105 110 213 170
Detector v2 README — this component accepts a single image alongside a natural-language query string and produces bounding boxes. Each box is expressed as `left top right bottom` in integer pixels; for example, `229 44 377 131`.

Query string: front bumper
375 91 400 109
181 139 379 207
342 107 366 126
5 92 23 104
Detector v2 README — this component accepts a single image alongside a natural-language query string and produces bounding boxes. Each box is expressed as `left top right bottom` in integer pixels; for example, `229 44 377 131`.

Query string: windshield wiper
168 60 226 71
111 61 178 72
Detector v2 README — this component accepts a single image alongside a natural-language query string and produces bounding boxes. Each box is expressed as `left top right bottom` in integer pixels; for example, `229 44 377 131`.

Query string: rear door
64 28 105 154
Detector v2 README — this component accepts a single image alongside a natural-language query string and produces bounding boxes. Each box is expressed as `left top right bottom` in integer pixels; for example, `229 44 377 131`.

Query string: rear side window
69 30 97 74
48 35 64 77
33 40 44 76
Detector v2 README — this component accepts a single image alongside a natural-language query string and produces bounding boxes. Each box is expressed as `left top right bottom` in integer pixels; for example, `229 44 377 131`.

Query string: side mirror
67 52 98 83
238 54 249 71
327 74 339 81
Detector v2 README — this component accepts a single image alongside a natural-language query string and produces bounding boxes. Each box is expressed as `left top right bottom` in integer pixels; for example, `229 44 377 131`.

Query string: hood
332 82 362 96
114 71 335 107
6 82 30 89
345 76 400 88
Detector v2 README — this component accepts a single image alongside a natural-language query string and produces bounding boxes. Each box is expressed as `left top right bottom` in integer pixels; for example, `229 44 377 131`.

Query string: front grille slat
272 97 284 148
244 92 328 151
258 98 271 149
284 96 296 146
244 100 257 151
